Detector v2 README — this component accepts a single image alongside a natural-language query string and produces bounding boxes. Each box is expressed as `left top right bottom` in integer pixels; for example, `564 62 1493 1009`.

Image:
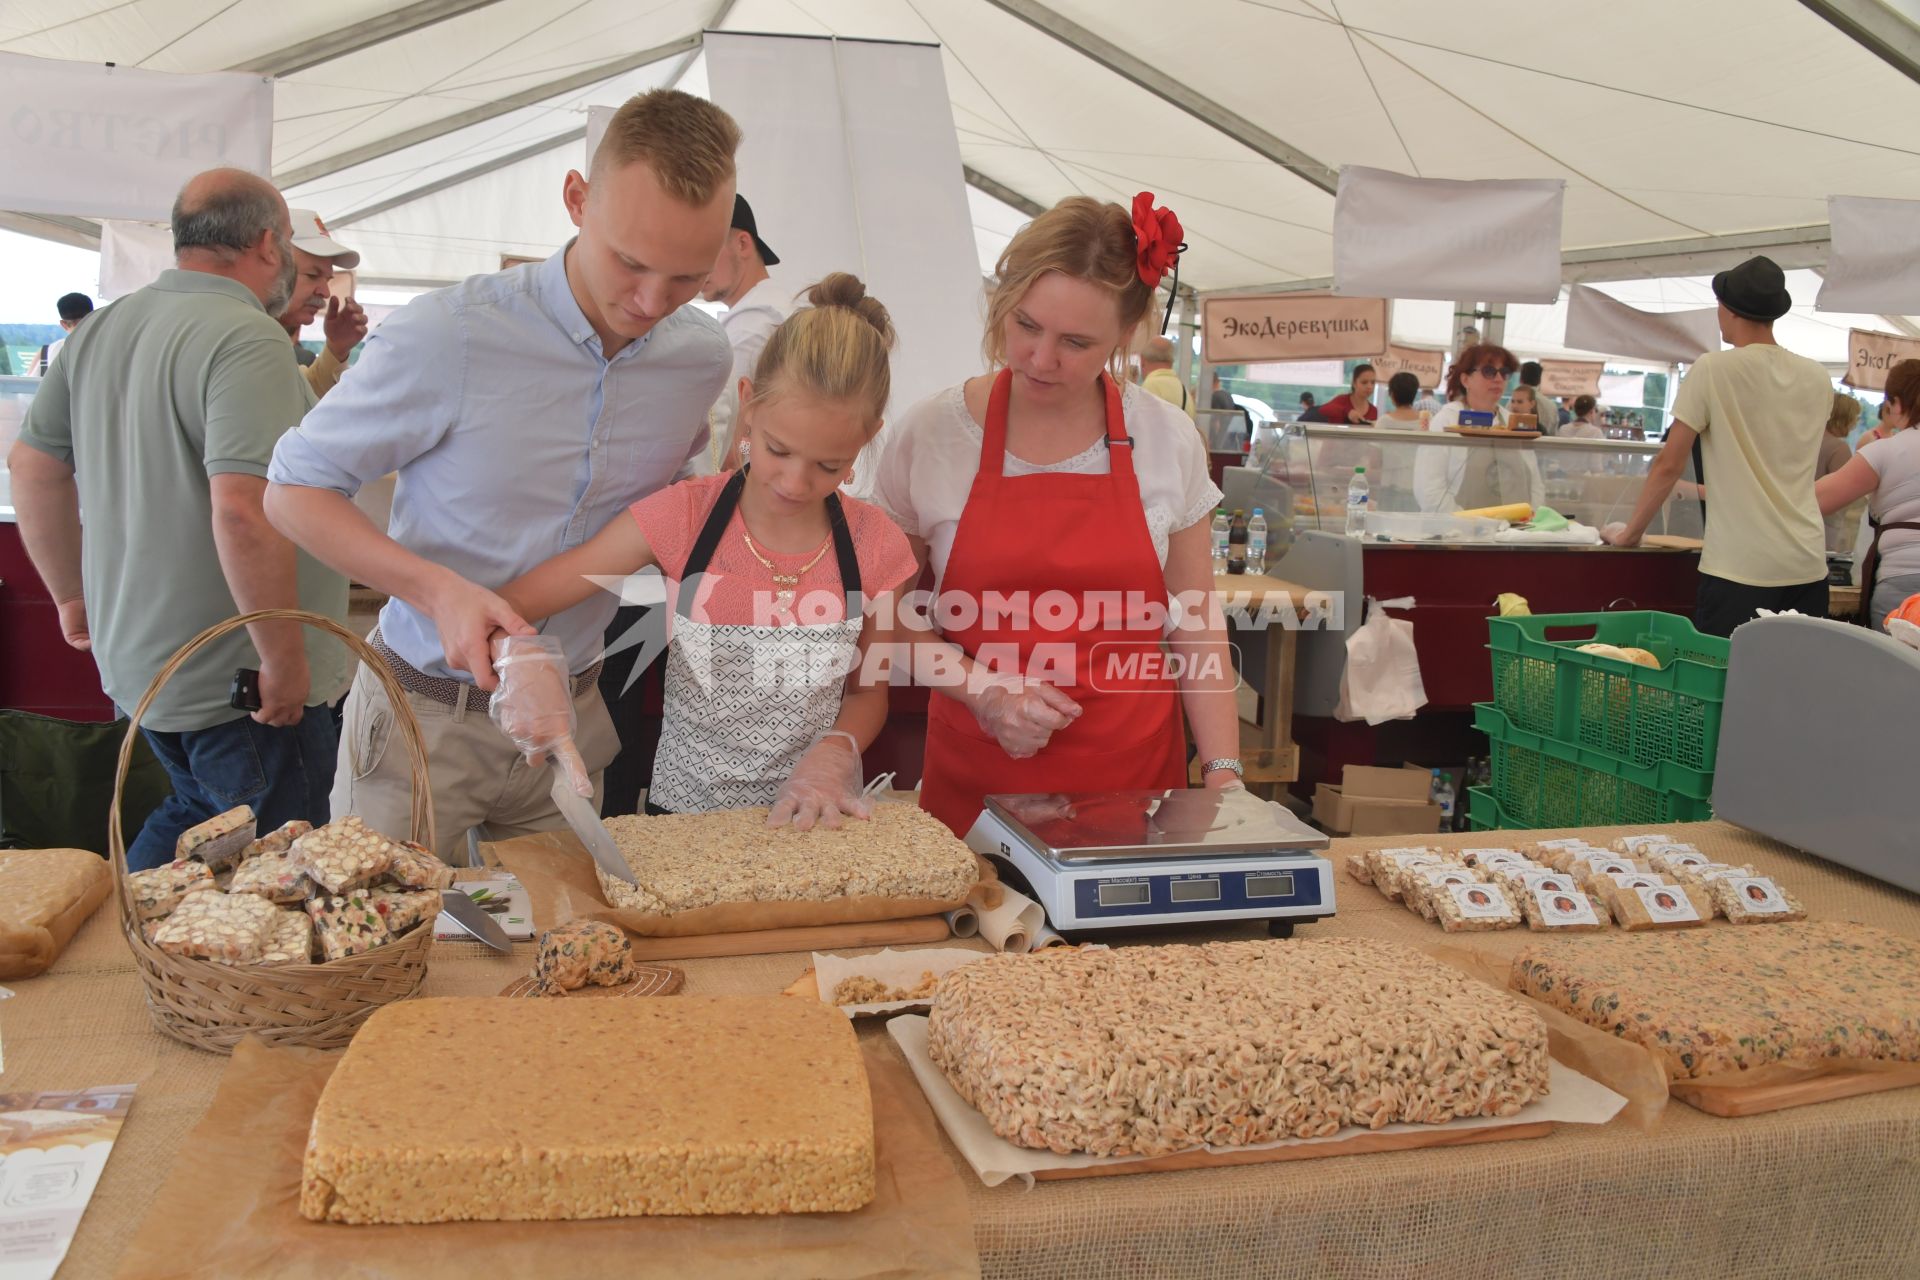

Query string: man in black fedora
1603 255 1831 636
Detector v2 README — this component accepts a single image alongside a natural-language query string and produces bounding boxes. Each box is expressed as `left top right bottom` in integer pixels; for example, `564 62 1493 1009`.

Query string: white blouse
872 380 1224 589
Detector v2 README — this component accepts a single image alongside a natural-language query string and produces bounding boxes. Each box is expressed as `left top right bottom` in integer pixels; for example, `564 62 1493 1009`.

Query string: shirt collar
154 268 270 313
540 239 654 361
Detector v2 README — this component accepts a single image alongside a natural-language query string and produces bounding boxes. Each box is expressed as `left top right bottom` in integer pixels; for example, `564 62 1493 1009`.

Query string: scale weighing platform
963 788 1336 936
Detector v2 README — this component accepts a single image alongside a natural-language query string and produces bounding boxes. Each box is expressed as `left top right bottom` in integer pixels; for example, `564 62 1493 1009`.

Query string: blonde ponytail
740 272 894 435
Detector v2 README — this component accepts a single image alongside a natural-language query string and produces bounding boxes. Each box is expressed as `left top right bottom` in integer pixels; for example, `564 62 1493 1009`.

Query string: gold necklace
740 530 833 611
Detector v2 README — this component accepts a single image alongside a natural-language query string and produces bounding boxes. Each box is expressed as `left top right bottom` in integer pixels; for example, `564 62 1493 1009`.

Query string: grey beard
265 232 298 316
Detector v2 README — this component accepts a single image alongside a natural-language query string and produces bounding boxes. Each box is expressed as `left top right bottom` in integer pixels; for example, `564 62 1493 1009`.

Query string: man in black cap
699 193 785 469
1603 255 1832 636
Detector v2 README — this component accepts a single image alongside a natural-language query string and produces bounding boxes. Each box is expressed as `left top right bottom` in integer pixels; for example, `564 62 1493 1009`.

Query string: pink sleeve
627 478 709 578
847 498 923 605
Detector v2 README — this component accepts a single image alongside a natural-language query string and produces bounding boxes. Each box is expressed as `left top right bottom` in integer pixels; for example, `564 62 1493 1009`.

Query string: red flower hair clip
1131 192 1187 333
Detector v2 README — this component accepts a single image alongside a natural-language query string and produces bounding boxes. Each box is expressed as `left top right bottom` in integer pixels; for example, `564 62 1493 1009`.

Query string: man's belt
368 628 603 713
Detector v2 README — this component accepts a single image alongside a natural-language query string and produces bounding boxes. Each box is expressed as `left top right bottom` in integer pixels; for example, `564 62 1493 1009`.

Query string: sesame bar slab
300 996 874 1222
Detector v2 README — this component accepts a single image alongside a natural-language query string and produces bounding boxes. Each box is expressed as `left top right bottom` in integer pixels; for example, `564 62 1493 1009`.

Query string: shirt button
573 332 585 342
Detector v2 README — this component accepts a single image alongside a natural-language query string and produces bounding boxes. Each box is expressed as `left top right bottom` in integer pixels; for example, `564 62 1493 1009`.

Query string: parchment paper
487 830 979 937
811 947 994 1017
114 1034 980 1280
887 1016 1626 1189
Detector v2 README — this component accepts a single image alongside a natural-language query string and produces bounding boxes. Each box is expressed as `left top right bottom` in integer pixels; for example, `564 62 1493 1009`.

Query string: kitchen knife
437 888 514 952
549 767 636 884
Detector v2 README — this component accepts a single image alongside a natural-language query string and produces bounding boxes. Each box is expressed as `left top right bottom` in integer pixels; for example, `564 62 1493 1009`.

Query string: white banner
99 220 176 299
1565 285 1719 364
1818 195 1920 315
1599 372 1647 408
704 33 983 498
0 53 273 220
1332 166 1565 303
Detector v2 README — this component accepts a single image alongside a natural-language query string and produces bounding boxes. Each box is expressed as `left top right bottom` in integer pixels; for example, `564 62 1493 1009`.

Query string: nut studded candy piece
383 841 456 892
300 997 874 1222
366 886 442 935
125 859 216 922
530 920 637 996
306 893 392 961
150 889 280 963
1611 833 1674 857
241 819 314 863
1432 881 1522 932
1343 853 1374 885
928 940 1549 1158
226 851 314 904
258 909 316 965
1709 875 1808 925
175 805 256 870
1647 843 1710 875
1600 881 1711 931
293 817 399 895
1405 865 1484 920
1520 887 1609 932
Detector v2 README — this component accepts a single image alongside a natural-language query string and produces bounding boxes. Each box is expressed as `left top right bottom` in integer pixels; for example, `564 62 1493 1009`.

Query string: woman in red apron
874 194 1245 836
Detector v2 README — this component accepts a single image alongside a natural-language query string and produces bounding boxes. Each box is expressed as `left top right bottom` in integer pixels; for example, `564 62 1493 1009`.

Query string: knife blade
549 767 636 884
437 889 514 952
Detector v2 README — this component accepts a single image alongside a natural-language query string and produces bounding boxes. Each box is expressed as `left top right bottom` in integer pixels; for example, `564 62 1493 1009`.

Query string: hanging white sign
1817 195 1920 315
0 53 274 220
1333 166 1565 304
1565 286 1719 364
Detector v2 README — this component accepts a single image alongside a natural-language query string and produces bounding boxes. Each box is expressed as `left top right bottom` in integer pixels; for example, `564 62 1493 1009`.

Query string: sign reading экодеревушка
1202 294 1389 365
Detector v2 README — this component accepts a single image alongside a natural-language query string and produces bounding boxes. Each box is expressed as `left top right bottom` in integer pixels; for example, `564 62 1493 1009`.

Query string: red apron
919 368 1187 836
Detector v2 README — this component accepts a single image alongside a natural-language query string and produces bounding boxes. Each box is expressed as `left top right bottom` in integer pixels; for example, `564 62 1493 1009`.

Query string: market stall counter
7 820 1919 1279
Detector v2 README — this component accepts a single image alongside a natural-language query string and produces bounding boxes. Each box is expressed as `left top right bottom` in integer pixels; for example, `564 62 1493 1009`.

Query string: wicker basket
108 609 439 1053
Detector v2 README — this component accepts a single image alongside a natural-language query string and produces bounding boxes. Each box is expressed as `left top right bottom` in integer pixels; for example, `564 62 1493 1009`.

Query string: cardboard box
1312 784 1446 837
1340 764 1435 804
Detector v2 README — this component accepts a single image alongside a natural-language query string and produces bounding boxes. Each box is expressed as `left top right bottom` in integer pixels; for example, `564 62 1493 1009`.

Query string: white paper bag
1336 596 1427 725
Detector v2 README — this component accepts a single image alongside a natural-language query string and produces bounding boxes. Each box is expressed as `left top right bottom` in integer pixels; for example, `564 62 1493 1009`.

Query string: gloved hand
488 634 590 796
768 730 871 831
967 673 1082 759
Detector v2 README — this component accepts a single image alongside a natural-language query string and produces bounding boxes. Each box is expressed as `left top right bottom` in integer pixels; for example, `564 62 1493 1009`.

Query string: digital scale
963 788 1336 936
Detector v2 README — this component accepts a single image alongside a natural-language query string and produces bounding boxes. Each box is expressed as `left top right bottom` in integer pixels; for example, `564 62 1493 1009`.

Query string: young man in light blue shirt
266 90 740 859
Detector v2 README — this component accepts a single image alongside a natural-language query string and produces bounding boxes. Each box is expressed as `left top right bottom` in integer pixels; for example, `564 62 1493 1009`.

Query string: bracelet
1200 757 1245 779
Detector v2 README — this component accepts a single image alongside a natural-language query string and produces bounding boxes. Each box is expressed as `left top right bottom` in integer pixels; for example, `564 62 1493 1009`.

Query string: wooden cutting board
1641 534 1704 550
616 914 952 962
1671 1068 1920 1117
1029 1120 1554 1180
498 965 685 998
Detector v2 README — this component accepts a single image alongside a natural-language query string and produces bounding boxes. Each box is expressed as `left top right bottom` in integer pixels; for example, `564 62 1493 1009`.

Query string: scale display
965 788 1337 932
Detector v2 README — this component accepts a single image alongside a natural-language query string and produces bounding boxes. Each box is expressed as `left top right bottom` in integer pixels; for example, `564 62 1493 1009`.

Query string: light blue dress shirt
269 244 730 681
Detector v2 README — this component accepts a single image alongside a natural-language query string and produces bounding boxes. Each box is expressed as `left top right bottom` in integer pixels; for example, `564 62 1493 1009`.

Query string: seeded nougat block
305 893 391 961
300 997 875 1223
175 805 255 870
150 890 280 963
226 852 313 904
292 817 398 895
259 909 316 965
126 859 216 922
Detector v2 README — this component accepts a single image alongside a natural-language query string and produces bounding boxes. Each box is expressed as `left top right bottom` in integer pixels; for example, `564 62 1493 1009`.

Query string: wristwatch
1200 757 1245 780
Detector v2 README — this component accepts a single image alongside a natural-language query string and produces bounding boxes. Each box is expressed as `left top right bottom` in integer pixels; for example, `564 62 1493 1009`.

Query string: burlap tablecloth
7 820 1920 1279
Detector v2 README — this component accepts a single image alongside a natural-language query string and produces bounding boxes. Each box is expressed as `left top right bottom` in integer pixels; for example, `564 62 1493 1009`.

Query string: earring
737 439 750 465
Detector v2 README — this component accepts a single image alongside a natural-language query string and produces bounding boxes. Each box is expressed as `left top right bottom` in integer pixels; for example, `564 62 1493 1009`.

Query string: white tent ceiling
5 0 1920 303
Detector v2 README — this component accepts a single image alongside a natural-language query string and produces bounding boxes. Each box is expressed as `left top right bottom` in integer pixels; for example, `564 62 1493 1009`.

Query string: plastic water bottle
1345 467 1370 537
1247 508 1269 575
1210 509 1231 572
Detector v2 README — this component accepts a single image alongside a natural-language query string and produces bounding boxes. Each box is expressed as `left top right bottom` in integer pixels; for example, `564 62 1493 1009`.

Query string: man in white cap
699 193 785 469
279 208 368 399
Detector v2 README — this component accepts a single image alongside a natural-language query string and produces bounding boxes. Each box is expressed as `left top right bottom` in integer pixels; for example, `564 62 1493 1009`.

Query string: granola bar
1432 881 1522 932
1600 881 1711 930
226 851 313 904
126 859 216 922
293 817 399 895
175 805 256 870
1709 876 1808 925
1611 833 1675 857
1405 865 1484 920
306 893 391 962
1520 887 1609 931
150 889 280 962
530 920 637 996
259 908 316 965
1646 844 1710 875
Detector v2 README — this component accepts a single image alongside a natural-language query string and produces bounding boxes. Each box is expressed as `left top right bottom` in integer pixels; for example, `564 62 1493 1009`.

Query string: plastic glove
488 635 590 796
768 730 872 832
967 674 1082 759
1600 522 1640 548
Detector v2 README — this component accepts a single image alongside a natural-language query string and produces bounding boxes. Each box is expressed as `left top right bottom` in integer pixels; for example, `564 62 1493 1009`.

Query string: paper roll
944 904 980 938
1029 927 1071 950
975 886 1046 954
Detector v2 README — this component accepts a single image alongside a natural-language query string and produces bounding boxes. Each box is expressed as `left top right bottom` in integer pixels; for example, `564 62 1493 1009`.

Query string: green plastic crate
1475 703 1714 829
1487 612 1730 774
1466 785 1503 831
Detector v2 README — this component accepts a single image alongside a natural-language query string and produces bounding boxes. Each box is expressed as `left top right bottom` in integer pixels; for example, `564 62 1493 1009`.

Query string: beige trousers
330 660 620 864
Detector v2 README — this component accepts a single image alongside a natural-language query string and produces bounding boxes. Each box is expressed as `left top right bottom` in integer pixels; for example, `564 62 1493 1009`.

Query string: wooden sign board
1844 328 1920 391
1203 295 1389 364
1537 359 1604 399
1370 343 1447 390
